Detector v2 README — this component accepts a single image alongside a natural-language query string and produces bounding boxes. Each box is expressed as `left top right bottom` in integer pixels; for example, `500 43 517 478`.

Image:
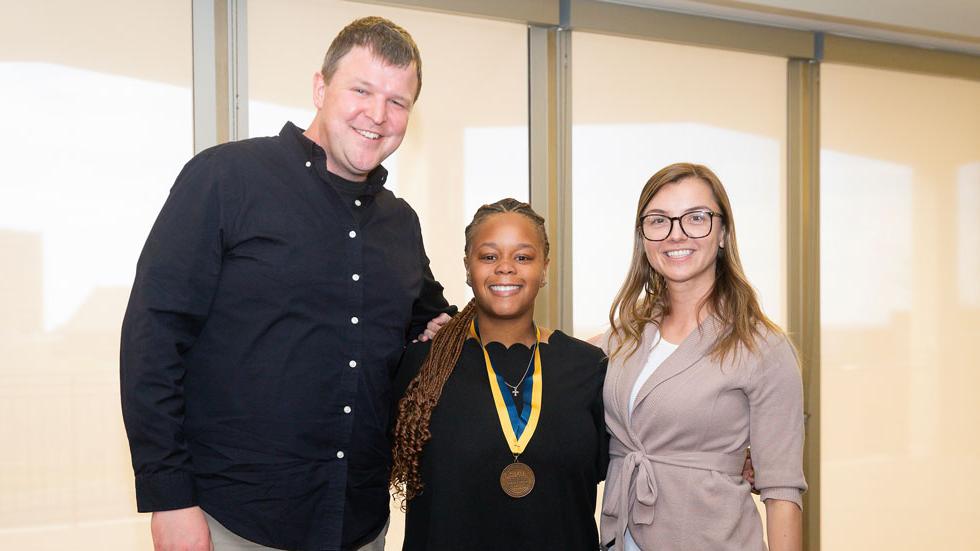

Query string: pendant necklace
502 344 536 397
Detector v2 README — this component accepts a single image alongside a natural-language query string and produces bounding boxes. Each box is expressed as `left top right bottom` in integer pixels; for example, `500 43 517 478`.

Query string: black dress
393 331 609 551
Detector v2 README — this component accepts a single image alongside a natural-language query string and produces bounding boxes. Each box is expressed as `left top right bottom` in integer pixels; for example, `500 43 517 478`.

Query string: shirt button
349 360 357 368
305 161 311 168
354 199 362 207
336 451 345 459
343 406 352 414
351 316 359 325
351 273 360 281
349 230 357 238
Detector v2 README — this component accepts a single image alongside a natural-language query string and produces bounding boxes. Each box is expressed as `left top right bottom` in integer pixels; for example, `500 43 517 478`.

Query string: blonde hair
607 163 780 363
321 16 422 100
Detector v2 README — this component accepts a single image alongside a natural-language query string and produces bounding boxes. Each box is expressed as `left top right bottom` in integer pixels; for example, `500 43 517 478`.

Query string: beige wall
570 31 788 338
0 0 190 86
0 0 192 548
820 64 980 550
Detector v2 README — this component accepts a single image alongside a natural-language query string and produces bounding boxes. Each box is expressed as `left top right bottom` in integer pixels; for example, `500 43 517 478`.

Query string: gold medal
470 320 543 499
500 461 535 498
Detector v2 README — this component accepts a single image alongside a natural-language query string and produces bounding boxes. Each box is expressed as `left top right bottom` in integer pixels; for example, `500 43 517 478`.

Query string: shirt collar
279 121 390 194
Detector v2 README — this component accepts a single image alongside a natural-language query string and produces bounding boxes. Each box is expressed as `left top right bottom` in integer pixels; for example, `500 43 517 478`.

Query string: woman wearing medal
391 198 608 550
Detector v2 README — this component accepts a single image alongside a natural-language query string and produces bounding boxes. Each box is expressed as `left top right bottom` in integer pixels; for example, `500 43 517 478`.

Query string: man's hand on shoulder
151 506 211 551
417 312 452 342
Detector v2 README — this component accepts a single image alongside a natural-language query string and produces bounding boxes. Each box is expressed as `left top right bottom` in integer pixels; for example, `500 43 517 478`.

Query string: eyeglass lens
642 211 713 241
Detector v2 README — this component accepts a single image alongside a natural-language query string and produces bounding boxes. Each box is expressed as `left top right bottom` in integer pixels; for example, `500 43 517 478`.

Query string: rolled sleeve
746 334 807 510
759 486 804 509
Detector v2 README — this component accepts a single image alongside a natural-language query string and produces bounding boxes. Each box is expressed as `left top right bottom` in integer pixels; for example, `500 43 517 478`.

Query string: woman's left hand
742 448 758 494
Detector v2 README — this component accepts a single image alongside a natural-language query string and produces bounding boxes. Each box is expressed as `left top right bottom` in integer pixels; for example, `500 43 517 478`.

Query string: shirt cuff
135 471 197 512
759 486 803 510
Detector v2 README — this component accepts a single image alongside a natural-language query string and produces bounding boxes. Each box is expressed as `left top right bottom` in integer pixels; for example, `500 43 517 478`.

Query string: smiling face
308 45 417 181
465 212 549 325
642 176 726 295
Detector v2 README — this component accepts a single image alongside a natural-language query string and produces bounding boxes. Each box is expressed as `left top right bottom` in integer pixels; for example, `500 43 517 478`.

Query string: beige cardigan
599 317 806 550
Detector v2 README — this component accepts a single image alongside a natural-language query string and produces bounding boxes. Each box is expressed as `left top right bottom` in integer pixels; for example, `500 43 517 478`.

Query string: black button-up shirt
121 122 453 551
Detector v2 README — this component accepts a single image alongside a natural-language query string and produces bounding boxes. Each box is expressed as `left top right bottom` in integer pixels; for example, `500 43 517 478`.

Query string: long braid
390 198 549 510
391 299 477 507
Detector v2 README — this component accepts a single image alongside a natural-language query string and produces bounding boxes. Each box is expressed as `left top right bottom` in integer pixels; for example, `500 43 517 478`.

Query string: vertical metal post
228 0 248 140
192 0 247 153
555 27 573 333
787 56 820 551
528 24 573 332
192 0 218 153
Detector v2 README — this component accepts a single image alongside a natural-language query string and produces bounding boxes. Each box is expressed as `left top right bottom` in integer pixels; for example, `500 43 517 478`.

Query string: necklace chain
502 343 536 397
475 321 538 397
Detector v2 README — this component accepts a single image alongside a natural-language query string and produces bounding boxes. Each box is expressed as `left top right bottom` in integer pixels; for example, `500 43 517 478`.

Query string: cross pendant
511 388 519 397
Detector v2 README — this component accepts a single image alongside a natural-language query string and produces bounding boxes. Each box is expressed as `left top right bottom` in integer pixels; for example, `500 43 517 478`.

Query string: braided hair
390 198 549 508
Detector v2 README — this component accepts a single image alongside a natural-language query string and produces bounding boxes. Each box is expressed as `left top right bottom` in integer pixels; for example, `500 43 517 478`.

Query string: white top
624 332 678 551
627 332 679 416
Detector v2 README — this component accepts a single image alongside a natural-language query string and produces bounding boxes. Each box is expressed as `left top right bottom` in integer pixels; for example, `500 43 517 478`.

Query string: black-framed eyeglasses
637 210 722 242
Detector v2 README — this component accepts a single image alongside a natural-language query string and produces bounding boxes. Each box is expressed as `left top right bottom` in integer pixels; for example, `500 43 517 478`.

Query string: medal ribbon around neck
468 319 543 455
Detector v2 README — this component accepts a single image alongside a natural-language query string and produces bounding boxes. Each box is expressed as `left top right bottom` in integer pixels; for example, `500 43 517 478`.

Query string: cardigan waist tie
607 444 746 545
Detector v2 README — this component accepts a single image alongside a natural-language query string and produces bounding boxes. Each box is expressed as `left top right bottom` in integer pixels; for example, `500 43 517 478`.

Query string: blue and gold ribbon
496 367 532 437
469 319 542 455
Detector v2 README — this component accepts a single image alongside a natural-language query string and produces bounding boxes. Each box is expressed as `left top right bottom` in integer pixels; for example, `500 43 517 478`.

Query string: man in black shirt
121 17 452 551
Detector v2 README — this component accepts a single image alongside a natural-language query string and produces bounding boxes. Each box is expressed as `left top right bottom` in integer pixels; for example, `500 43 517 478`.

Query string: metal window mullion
192 0 247 153
192 0 218 153
787 57 820 551
555 27 572 333
528 24 573 333
228 0 248 141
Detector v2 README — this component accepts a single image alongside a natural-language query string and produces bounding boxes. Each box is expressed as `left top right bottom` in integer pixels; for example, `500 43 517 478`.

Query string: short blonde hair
320 16 422 101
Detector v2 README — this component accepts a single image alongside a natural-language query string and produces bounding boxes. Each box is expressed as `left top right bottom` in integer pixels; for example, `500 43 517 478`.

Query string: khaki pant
204 512 388 551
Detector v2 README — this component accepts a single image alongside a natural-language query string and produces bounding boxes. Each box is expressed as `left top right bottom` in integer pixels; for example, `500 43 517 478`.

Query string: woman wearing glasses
598 163 806 551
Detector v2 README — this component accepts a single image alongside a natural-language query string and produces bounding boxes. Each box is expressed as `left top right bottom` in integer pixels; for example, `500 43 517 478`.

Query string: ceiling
602 0 980 55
